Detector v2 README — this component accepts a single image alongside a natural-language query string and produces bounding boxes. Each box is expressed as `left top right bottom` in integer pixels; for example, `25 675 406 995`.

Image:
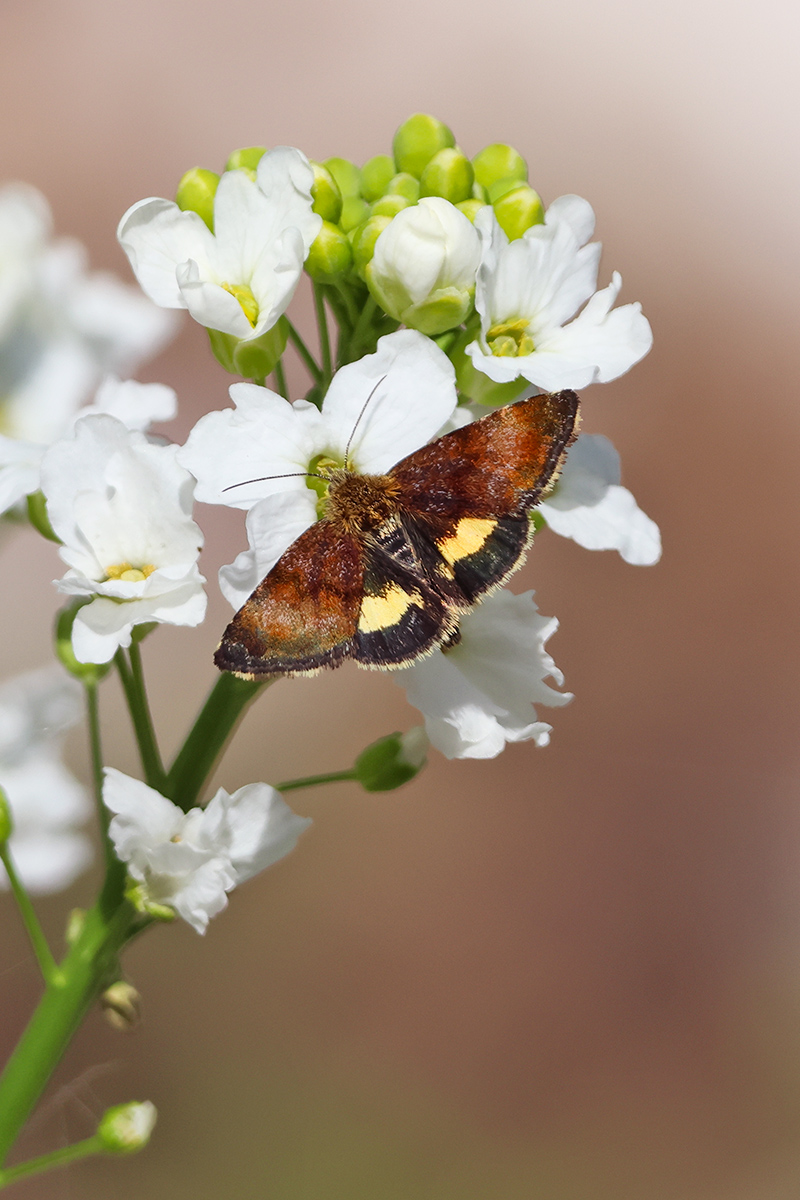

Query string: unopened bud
175 167 219 232
305 220 353 283
493 185 544 240
370 194 412 219
352 214 392 278
360 154 395 201
97 1101 156 1154
472 143 528 191
0 787 12 845
26 490 60 543
101 982 142 1032
324 157 362 199
340 194 369 233
384 172 420 204
420 148 474 204
55 600 112 684
310 162 343 223
225 146 267 176
354 728 429 792
393 113 456 178
455 199 487 223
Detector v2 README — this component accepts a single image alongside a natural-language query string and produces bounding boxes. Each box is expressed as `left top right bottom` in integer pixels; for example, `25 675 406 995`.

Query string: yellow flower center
221 282 259 328
487 317 535 358
105 562 156 583
306 453 343 517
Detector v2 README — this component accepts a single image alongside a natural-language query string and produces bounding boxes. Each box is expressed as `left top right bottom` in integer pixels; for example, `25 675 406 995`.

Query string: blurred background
2 0 800 1196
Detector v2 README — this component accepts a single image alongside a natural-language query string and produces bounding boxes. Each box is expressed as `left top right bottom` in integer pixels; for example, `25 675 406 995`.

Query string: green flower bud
420 148 474 204
305 220 353 283
26 490 60 542
370 193 411 219
101 981 142 1032
360 153 395 201
175 167 219 233
0 787 12 845
455 199 487 224
487 176 523 204
97 1101 156 1154
225 146 267 176
310 162 343 224
393 113 456 178
493 185 545 240
471 181 489 203
384 172 420 203
340 194 370 233
324 156 362 198
55 600 112 684
352 214 392 278
472 143 528 190
354 728 428 792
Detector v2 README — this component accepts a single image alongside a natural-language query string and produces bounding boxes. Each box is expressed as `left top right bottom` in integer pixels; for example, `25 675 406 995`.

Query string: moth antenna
222 472 328 492
344 375 387 466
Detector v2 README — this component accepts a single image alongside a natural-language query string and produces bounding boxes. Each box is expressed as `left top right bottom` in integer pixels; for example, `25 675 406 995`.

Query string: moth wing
352 520 458 668
389 390 580 518
215 520 364 678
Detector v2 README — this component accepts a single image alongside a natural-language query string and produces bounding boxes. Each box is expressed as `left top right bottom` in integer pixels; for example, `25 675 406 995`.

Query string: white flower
40 414 206 663
0 375 177 516
466 197 652 391
104 768 311 934
178 328 458 608
117 147 321 342
0 184 176 468
539 433 661 565
394 588 570 759
0 667 91 894
365 197 481 335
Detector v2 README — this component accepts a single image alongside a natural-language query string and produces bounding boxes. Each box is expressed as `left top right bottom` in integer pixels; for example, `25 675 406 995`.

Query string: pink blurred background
2 0 800 1195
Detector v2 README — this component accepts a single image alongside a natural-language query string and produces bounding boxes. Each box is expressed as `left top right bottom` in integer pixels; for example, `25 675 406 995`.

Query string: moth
215 389 580 678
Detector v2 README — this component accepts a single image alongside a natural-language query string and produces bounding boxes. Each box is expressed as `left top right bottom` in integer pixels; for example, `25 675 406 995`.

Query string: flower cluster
0 113 659 928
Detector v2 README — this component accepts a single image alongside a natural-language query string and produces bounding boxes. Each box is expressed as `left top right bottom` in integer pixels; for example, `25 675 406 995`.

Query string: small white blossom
466 197 652 391
539 433 661 565
40 414 206 663
395 589 570 759
104 769 311 934
366 198 481 334
117 147 321 342
0 667 91 893
0 183 176 487
0 376 177 516
178 329 458 607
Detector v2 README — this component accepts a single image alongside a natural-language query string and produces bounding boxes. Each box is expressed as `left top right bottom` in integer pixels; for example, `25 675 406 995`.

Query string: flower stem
284 318 322 384
165 673 271 811
272 358 289 400
313 283 333 387
0 901 134 1165
275 769 357 792
0 1134 103 1188
85 680 115 871
115 646 166 793
0 846 60 987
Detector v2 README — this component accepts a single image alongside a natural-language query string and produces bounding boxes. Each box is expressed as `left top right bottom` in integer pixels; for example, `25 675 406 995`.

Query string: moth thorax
324 470 401 533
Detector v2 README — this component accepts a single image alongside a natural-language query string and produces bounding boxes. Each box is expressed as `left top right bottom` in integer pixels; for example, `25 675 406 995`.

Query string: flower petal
117 198 215 308
218 490 318 610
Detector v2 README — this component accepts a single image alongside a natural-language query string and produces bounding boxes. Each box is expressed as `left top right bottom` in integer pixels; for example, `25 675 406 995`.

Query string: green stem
85 681 114 871
272 358 289 400
0 846 59 986
313 283 333 387
349 294 378 355
0 1135 103 1188
0 902 133 1165
165 674 271 811
275 769 357 793
115 647 166 792
284 319 322 384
